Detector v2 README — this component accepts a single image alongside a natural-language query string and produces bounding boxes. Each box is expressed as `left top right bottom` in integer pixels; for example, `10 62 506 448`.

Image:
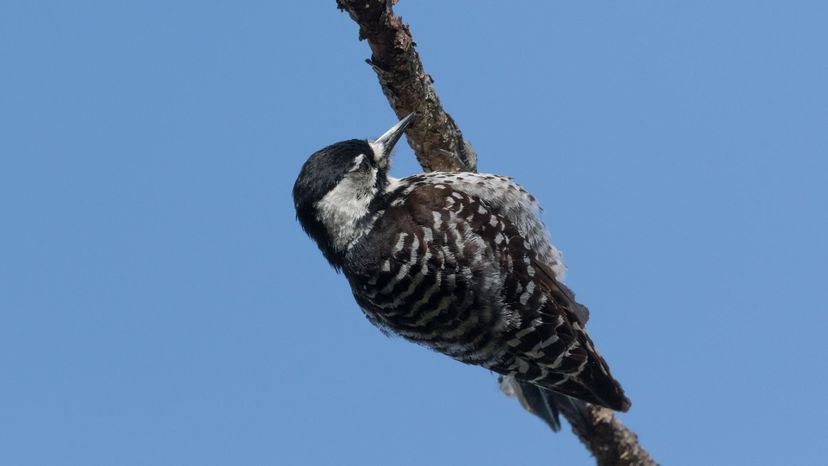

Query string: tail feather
555 392 592 432
516 380 562 431
500 376 561 431
501 377 597 433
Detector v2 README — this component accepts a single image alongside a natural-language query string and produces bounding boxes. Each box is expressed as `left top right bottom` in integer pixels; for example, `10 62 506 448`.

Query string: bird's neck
315 175 391 255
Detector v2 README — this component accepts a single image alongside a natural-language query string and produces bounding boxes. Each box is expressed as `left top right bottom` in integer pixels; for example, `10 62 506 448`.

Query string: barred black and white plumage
293 115 630 428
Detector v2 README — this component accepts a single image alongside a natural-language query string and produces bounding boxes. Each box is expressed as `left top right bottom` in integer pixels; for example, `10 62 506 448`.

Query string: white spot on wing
432 211 443 229
396 172 566 279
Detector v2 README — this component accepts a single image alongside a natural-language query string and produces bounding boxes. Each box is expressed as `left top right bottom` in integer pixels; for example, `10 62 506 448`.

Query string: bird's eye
348 154 371 173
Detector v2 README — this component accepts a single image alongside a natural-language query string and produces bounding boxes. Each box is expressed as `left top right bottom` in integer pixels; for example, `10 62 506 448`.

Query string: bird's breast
345 206 509 365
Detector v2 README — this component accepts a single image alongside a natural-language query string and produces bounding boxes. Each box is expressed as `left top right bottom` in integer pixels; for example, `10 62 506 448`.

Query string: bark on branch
558 401 656 466
336 0 475 172
336 1 655 465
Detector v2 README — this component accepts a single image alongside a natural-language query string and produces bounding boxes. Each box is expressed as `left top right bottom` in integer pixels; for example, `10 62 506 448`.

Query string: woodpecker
292 115 630 429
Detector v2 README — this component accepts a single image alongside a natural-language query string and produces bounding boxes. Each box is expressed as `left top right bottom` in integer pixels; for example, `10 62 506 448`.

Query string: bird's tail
500 376 594 432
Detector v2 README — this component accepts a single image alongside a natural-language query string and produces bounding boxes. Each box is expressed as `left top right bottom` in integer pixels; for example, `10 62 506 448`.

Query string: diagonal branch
336 0 475 172
558 400 657 466
335 1 655 465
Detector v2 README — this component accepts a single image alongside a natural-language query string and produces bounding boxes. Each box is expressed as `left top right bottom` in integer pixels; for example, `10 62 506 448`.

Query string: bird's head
293 114 414 267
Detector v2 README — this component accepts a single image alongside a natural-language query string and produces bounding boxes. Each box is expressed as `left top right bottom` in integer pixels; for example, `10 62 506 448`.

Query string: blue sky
2 1 827 465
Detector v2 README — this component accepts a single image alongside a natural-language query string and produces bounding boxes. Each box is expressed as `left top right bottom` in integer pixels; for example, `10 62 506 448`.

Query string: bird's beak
373 113 415 164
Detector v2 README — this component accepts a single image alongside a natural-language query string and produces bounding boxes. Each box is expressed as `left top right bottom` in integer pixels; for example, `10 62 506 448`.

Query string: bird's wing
504 257 631 411
404 174 629 411
361 173 629 410
481 193 630 411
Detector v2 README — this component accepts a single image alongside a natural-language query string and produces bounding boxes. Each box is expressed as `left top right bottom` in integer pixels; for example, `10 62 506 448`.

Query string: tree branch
557 401 656 466
336 0 475 172
336 1 655 465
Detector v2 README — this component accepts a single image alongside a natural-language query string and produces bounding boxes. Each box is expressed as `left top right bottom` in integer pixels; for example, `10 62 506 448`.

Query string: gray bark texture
558 401 657 466
335 1 656 465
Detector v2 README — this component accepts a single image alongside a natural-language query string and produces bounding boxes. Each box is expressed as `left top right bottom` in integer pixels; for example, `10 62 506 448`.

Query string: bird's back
345 172 630 411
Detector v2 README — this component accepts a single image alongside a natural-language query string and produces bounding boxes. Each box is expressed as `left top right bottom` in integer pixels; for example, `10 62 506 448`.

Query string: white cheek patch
315 168 379 252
